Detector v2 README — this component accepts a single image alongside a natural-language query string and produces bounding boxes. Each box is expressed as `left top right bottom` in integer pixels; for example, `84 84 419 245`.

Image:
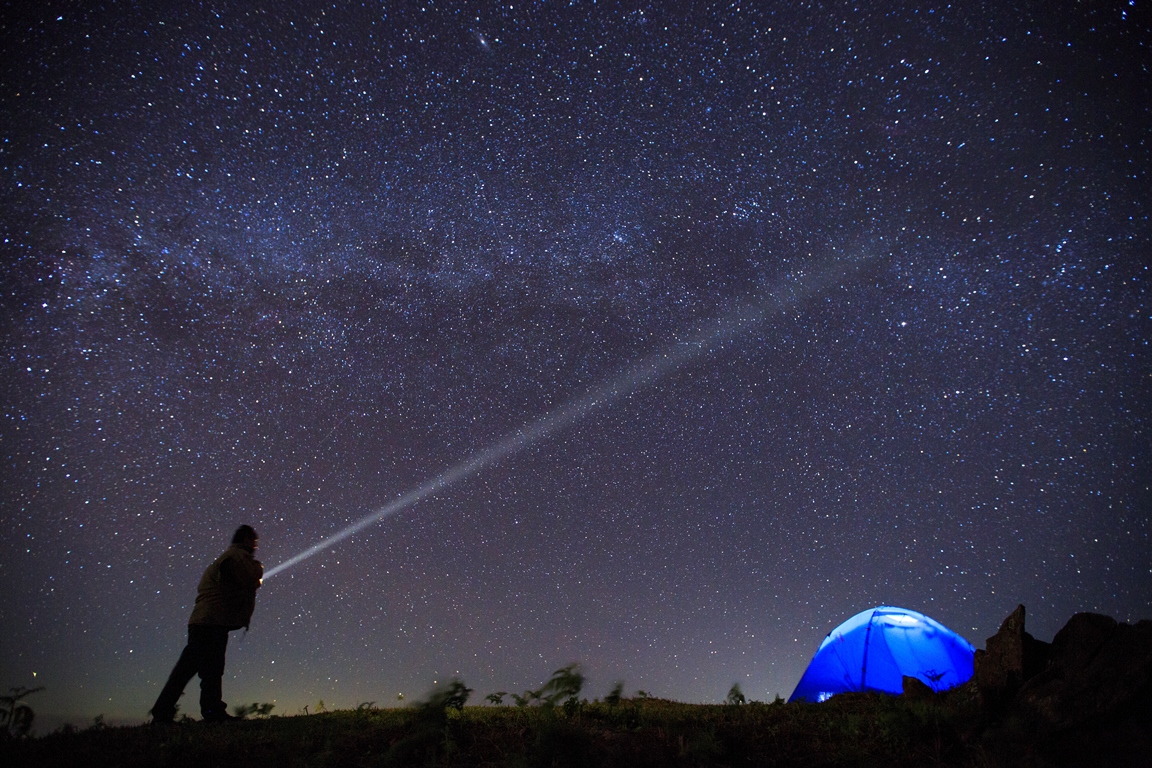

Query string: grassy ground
0 694 1008 768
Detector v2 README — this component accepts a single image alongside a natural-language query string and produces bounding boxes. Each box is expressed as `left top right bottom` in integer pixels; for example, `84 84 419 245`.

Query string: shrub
0 686 43 739
509 665 585 709
232 702 276 719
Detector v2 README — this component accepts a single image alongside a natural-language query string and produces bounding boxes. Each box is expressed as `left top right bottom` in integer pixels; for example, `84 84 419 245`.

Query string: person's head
232 525 259 552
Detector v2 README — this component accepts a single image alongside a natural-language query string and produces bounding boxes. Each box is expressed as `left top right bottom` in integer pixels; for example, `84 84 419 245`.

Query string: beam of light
265 255 873 579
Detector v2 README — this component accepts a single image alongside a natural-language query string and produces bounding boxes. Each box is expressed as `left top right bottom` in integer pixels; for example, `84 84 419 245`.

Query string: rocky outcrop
973 604 1050 712
967 606 1152 766
1017 613 1152 730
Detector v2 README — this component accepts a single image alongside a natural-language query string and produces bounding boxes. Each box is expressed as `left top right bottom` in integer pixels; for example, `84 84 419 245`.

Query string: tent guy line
265 255 875 580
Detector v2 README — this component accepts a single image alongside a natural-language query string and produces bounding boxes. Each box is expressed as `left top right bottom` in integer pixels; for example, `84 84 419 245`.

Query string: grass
0 693 996 767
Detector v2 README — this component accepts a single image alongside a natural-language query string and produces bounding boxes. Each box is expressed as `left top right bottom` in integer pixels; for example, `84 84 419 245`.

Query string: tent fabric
789 606 976 703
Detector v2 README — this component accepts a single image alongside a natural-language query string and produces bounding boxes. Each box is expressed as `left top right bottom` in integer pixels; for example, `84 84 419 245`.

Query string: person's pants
151 624 231 720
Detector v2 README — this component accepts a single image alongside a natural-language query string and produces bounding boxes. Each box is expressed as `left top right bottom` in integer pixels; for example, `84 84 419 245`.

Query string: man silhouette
150 525 263 723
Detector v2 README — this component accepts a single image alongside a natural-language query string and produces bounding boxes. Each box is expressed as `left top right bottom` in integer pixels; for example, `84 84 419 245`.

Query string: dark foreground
4 606 1149 767
1 691 1147 768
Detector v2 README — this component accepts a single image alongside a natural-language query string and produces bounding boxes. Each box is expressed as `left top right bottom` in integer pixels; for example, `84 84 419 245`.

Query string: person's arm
219 549 263 591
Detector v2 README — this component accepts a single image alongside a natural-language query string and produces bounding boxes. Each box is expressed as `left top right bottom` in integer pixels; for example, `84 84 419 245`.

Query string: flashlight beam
264 256 870 579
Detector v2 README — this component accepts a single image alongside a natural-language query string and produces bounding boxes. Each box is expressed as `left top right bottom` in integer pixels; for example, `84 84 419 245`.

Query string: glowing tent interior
789 606 976 703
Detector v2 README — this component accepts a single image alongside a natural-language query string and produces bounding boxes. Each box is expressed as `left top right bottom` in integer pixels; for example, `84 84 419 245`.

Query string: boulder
1018 614 1152 730
973 604 1050 712
1050 612 1118 671
901 675 937 702
968 608 1152 765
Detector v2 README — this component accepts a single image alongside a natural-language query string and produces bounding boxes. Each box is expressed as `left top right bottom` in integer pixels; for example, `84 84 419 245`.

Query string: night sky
2 1 1149 728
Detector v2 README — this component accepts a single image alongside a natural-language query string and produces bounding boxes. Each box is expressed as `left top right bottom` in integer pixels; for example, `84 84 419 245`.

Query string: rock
969 609 1152 765
973 604 1050 713
1050 612 1118 671
1018 613 1152 730
1015 612 1115 725
901 675 937 702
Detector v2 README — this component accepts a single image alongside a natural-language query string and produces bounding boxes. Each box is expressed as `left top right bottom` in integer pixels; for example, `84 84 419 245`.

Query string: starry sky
2 1 1149 727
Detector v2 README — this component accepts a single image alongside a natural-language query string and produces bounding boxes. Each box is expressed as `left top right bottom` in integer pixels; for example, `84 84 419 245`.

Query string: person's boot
148 706 176 725
201 704 239 722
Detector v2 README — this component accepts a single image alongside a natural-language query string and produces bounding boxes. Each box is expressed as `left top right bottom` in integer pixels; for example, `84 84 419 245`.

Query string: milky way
1 2 1149 726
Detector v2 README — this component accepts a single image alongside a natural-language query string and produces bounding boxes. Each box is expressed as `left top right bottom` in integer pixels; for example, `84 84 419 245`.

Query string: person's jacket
188 544 263 629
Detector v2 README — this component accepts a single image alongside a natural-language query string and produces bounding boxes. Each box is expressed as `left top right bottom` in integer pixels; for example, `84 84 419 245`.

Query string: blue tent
789 606 975 703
